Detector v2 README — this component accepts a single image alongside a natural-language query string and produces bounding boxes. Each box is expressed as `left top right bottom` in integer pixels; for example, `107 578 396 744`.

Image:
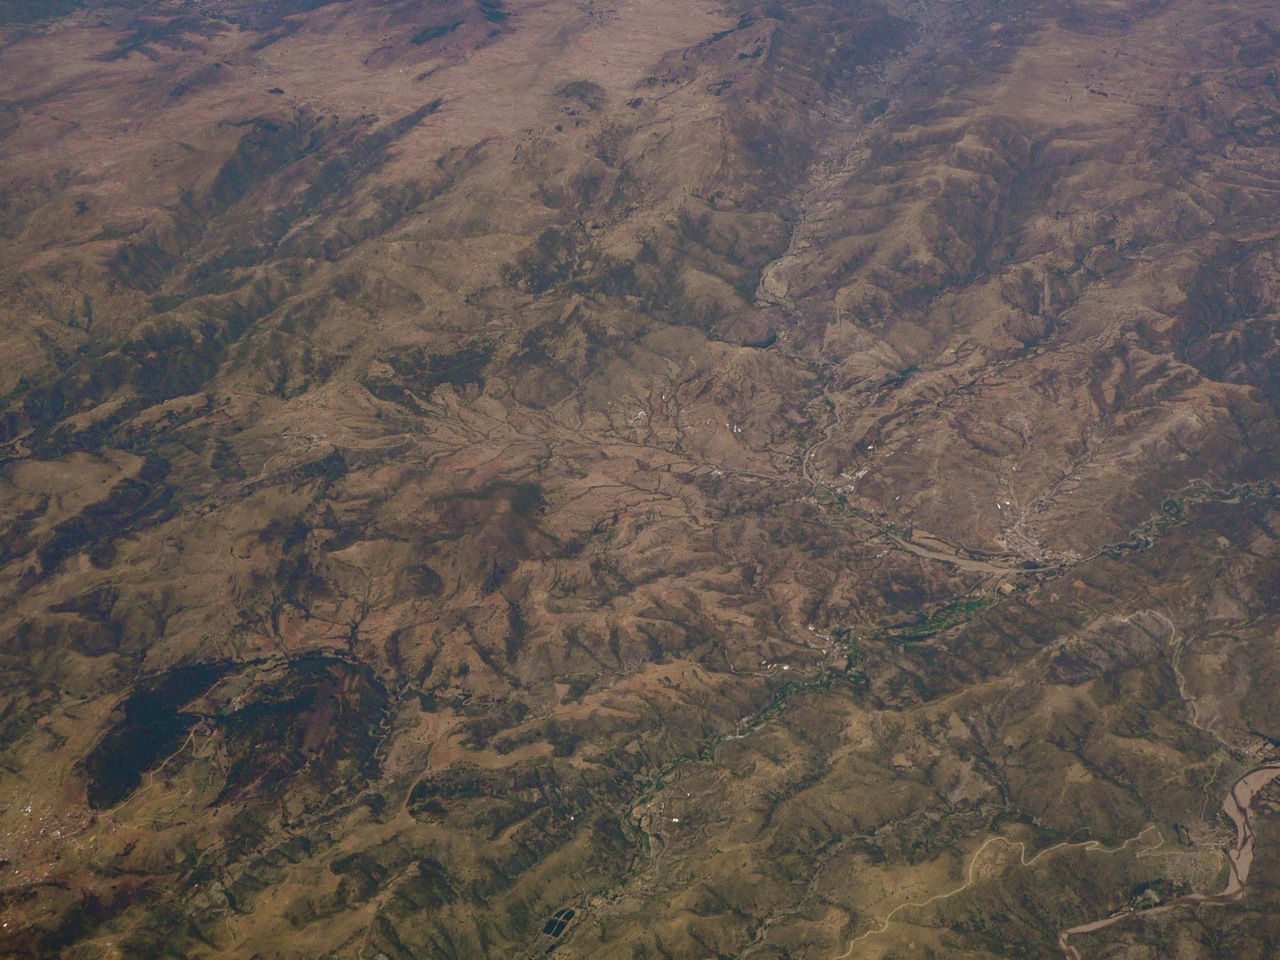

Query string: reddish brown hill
3 1 1280 958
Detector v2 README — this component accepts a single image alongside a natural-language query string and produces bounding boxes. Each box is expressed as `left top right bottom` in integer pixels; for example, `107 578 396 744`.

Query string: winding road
1059 762 1280 959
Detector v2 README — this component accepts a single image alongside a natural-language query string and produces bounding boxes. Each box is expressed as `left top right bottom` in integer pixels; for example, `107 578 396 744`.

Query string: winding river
1059 762 1280 959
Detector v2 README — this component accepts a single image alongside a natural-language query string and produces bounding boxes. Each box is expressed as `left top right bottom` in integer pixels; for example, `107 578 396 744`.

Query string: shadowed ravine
5 0 1280 957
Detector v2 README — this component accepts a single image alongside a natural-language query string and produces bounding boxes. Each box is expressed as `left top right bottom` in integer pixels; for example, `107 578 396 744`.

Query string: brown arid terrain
3 0 1280 957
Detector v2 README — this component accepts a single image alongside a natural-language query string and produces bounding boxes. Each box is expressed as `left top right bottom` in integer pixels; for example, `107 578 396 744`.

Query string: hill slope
3 1 1280 957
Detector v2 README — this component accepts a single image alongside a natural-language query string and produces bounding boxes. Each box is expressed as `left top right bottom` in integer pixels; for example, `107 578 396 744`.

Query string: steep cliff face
3 1 1280 958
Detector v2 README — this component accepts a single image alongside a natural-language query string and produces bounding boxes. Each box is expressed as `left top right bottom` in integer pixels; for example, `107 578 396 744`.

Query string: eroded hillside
2 1 1280 957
